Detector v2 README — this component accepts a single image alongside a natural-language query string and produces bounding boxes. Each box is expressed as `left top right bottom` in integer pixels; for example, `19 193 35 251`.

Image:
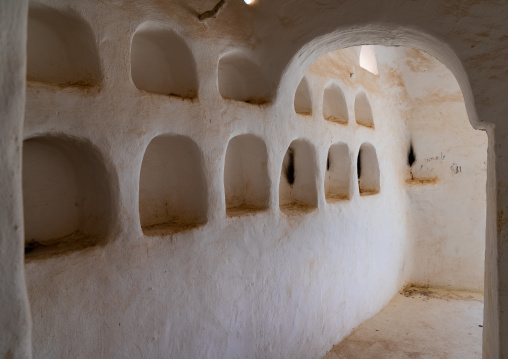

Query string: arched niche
323 83 348 124
131 26 198 98
23 135 113 260
294 76 312 115
27 5 102 87
218 51 272 104
224 134 270 217
354 91 374 128
357 143 380 196
139 135 208 236
279 139 318 214
325 142 351 202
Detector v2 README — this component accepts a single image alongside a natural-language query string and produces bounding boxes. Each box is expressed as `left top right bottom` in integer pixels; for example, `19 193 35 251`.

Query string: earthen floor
322 287 483 359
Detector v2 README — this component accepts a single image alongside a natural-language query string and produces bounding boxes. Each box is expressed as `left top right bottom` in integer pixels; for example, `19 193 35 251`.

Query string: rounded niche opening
325 142 351 203
139 135 208 236
357 143 380 196
224 134 270 217
279 139 318 215
323 83 348 124
27 5 102 87
218 51 272 104
294 76 312 115
131 26 198 98
22 135 114 260
354 91 374 128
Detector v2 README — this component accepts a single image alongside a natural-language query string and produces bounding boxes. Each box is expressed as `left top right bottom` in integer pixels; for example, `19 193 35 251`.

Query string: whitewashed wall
12 1 489 358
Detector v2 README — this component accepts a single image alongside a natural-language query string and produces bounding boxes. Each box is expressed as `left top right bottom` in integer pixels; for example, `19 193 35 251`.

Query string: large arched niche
130 23 198 98
22 134 116 260
139 134 208 236
27 5 102 87
218 50 274 104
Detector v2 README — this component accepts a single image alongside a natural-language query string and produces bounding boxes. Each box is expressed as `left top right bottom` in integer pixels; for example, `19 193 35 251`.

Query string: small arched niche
131 26 198 98
323 83 348 124
27 5 102 87
357 143 380 196
294 76 312 115
325 143 351 203
139 135 208 236
224 134 270 217
23 135 113 260
354 91 374 128
279 139 318 215
218 51 272 104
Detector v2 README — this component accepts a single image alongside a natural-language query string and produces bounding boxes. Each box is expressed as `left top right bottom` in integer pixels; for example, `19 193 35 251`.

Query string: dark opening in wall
131 26 198 98
279 139 318 215
27 5 102 87
23 135 114 260
224 134 270 217
354 91 374 128
357 143 380 196
294 76 312 115
408 143 416 167
323 83 348 124
325 142 351 203
218 51 273 104
139 135 208 236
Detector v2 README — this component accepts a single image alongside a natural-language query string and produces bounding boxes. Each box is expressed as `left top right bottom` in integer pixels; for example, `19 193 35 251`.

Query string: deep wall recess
279 139 318 214
218 50 272 104
294 76 312 115
357 143 380 195
325 142 351 202
224 134 270 217
23 135 113 260
139 134 208 236
27 5 102 87
323 83 348 124
354 91 374 128
131 25 198 98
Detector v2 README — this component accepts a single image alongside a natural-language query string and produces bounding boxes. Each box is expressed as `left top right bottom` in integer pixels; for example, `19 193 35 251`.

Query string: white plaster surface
22 30 487 358
1 0 505 358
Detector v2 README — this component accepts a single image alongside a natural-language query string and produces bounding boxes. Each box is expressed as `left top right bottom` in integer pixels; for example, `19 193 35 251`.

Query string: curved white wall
19 3 488 358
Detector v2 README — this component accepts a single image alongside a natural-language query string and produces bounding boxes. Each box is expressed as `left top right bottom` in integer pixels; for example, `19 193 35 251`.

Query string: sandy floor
322 287 484 359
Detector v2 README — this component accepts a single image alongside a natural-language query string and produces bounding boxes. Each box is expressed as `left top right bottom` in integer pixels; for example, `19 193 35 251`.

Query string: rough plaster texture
0 0 506 358
0 0 32 358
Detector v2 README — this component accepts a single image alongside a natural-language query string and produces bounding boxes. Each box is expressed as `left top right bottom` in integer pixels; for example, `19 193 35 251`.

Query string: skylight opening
359 45 379 76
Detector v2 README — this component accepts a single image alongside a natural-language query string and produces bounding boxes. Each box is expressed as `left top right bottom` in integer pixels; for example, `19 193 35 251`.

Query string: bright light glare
359 45 379 76
244 0 255 4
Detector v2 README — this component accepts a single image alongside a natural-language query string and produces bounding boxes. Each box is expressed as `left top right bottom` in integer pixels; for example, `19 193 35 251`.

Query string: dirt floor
322 287 484 359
